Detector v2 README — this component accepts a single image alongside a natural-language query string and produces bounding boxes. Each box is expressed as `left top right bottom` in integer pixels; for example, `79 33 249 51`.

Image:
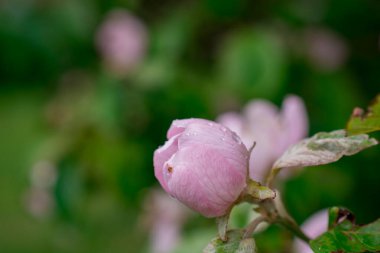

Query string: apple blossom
304 28 348 71
217 95 308 183
96 9 147 75
153 118 249 218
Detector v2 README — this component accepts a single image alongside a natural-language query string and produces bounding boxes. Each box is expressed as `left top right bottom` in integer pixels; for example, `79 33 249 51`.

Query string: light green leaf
310 207 380 253
203 230 256 253
347 94 380 135
272 130 377 171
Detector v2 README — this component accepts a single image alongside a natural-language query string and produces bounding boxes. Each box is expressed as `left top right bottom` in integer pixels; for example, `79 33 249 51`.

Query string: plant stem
259 199 311 243
275 216 310 243
243 216 267 239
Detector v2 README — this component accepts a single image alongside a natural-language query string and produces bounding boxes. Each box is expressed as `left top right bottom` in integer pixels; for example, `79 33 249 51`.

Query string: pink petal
216 112 244 139
248 144 276 182
166 145 246 217
244 100 279 124
178 121 249 177
216 96 309 183
146 190 188 253
242 101 282 181
167 118 212 139
280 95 308 152
154 134 180 192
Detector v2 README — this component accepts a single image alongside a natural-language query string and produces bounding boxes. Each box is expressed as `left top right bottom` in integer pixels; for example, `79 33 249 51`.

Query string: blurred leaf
203 0 249 18
230 203 254 229
273 130 377 170
54 157 85 219
203 230 256 253
217 29 286 99
305 72 363 131
346 94 380 135
284 165 354 223
172 229 215 253
310 207 380 253
135 9 194 88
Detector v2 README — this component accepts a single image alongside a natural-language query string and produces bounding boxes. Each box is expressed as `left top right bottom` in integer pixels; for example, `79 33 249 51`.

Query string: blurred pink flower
305 28 348 71
96 9 147 75
154 118 249 217
24 161 57 219
143 189 190 253
293 209 328 253
24 188 54 219
217 95 308 183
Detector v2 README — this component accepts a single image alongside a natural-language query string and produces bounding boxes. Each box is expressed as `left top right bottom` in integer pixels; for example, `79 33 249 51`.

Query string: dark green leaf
310 207 380 253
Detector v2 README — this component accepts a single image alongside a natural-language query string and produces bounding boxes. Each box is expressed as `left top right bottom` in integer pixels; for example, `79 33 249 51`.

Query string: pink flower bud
154 118 249 218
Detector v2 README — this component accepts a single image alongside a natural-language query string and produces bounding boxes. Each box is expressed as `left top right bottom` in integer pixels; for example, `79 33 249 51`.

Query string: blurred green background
0 0 379 252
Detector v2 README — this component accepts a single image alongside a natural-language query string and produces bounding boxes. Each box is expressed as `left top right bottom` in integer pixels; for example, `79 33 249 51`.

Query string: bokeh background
0 0 379 252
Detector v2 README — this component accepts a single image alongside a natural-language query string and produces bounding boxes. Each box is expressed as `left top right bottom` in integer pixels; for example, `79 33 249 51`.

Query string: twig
243 216 267 239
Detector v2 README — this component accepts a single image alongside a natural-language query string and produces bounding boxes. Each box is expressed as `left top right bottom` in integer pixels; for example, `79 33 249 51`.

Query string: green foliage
310 207 380 253
217 29 286 100
172 229 216 253
347 94 380 136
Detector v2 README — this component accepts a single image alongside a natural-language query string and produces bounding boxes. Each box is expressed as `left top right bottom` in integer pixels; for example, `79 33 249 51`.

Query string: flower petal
167 118 211 139
217 112 244 139
280 95 308 152
178 121 249 177
166 145 247 217
243 100 282 181
153 134 180 192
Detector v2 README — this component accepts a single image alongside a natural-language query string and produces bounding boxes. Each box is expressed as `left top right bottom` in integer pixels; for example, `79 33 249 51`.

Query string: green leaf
203 230 257 253
346 94 380 135
310 207 380 253
272 130 377 171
